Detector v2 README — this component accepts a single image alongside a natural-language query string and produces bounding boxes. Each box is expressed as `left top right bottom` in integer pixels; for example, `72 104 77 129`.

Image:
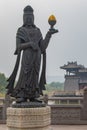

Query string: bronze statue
6 5 58 103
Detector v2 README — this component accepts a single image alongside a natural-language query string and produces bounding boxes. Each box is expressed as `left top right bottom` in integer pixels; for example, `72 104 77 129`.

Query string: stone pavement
0 125 87 130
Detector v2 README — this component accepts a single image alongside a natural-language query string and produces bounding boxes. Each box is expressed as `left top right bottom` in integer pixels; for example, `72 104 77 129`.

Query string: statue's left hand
48 29 58 35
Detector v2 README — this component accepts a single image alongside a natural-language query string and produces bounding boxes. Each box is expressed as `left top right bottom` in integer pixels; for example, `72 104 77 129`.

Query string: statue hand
48 29 58 35
31 42 39 51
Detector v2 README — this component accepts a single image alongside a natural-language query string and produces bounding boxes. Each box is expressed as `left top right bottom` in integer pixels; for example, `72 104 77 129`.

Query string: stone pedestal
7 106 51 130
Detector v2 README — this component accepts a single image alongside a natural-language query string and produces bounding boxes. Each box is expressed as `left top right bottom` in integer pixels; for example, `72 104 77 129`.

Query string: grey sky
0 0 87 81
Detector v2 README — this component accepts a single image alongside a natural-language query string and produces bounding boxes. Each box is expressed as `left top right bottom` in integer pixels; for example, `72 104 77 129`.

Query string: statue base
7 106 51 130
11 101 46 108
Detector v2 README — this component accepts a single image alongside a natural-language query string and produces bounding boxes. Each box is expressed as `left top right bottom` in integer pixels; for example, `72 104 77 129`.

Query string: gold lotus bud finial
48 15 56 22
48 15 57 30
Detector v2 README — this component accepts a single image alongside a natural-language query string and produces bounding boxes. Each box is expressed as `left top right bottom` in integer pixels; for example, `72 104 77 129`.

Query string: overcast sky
0 0 87 81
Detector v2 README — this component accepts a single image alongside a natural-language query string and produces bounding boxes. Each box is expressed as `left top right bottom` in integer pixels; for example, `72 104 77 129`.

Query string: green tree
0 73 7 93
45 82 64 91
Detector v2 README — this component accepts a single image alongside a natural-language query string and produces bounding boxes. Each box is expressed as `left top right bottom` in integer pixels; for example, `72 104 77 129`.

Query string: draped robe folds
7 26 51 99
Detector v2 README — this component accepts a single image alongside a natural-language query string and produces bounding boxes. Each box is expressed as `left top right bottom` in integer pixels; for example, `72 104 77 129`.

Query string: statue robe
7 25 51 99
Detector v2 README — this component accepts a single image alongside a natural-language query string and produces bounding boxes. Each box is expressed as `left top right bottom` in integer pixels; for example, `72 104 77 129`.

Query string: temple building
60 62 87 92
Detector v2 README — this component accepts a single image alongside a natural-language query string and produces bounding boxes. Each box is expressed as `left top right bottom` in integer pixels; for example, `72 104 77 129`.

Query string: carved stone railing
48 96 83 105
0 95 11 124
0 98 5 123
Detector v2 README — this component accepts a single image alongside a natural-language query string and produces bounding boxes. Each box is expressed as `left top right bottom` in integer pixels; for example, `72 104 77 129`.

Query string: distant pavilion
60 62 87 91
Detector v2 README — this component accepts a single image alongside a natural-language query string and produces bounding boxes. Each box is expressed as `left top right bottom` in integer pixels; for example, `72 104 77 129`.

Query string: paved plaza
0 125 87 130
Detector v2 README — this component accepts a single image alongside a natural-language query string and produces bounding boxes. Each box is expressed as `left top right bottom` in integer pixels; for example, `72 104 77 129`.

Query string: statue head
23 5 34 26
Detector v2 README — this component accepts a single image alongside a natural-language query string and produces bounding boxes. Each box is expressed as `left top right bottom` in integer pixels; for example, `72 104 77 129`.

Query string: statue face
23 14 34 26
